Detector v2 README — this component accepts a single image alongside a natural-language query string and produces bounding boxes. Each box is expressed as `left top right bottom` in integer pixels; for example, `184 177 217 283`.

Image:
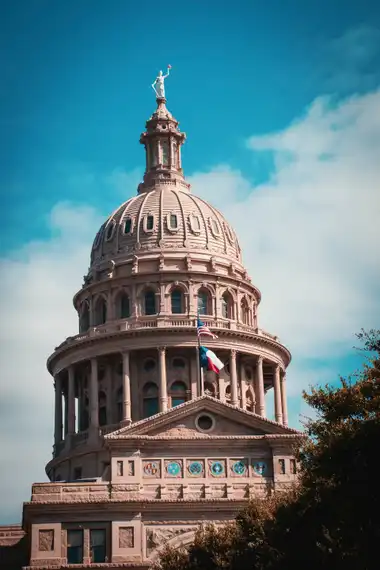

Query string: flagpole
197 310 204 397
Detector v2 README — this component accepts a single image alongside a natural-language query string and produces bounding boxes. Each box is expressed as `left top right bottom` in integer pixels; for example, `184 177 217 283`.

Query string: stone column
105 362 113 425
240 361 246 408
255 356 266 417
281 370 288 426
230 350 238 406
122 351 131 425
54 375 63 445
158 346 168 412
190 352 198 399
67 366 76 434
273 365 283 424
90 358 99 430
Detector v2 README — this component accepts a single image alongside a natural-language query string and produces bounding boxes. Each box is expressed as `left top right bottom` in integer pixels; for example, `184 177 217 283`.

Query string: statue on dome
152 65 171 99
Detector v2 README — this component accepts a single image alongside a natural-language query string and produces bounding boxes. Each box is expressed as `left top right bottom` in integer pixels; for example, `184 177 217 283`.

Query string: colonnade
53 348 288 449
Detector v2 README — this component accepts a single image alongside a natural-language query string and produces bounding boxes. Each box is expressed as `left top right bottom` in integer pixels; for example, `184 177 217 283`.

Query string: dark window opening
67 529 83 564
144 291 156 315
170 214 178 228
146 215 154 231
106 222 115 241
120 294 130 318
90 529 106 563
197 414 213 431
171 289 183 314
124 218 132 234
279 459 286 474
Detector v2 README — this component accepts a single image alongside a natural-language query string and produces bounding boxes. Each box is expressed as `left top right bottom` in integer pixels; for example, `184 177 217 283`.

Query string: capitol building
0 88 301 569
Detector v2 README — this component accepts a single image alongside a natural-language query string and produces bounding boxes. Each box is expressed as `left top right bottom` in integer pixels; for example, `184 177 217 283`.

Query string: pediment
105 396 301 440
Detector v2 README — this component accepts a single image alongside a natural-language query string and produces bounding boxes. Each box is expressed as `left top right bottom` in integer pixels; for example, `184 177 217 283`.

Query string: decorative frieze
119 526 134 548
38 529 54 551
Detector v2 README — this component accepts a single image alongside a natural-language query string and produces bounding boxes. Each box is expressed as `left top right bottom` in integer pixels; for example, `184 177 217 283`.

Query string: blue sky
0 0 380 523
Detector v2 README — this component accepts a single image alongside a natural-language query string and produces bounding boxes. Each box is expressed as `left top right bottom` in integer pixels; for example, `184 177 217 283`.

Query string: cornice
47 327 291 375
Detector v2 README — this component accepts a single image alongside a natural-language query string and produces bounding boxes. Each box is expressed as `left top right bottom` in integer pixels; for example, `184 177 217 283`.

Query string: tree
154 329 380 570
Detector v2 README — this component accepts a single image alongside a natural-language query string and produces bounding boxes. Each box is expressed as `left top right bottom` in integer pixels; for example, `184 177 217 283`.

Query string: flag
199 346 224 373
197 318 218 339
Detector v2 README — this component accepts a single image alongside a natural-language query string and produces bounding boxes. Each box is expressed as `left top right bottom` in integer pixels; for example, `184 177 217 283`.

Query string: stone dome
90 187 242 268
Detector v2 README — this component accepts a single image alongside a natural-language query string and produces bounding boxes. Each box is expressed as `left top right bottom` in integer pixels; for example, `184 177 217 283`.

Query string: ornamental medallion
166 461 181 477
143 460 160 477
253 461 267 476
209 460 225 477
187 461 203 476
232 460 246 476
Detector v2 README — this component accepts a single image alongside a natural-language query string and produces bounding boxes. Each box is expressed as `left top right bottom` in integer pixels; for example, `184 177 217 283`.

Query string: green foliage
154 330 380 570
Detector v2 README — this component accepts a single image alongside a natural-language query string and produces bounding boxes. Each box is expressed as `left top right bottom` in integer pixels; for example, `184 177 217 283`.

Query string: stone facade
0 96 303 569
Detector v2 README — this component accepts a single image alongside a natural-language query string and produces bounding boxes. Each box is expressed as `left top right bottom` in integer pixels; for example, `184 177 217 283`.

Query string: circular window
195 413 215 432
144 359 156 372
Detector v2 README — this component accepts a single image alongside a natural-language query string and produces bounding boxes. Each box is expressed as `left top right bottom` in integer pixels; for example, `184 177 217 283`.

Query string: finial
152 65 172 100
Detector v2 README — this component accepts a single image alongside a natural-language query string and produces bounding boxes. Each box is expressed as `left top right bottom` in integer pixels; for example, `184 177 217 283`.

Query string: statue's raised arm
152 65 172 99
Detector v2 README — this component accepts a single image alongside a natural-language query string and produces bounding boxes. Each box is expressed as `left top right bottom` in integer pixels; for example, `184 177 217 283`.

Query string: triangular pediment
105 396 301 440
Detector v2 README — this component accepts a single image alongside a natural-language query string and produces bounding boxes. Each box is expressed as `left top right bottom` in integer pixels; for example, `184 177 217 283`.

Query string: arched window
79 302 90 332
221 292 233 319
241 298 250 325
170 381 187 407
94 297 107 326
171 288 183 314
119 293 130 319
98 391 107 426
143 382 159 418
225 384 231 402
116 387 123 423
144 290 156 315
204 381 216 398
198 288 211 316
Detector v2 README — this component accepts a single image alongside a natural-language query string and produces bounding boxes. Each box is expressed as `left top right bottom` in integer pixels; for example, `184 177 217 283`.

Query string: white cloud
1 88 379 524
0 203 103 523
190 89 380 359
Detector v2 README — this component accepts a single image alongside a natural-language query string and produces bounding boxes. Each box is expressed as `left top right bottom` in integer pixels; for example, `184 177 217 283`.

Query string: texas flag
199 345 224 374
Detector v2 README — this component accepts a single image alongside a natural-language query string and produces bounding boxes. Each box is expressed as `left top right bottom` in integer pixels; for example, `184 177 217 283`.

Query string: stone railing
31 482 141 503
54 318 279 351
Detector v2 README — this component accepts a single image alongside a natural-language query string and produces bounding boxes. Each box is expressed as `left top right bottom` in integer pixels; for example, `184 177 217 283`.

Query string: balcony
54 316 278 352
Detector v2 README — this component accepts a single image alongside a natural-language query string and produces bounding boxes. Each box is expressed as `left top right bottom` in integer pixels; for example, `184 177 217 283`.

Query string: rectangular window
146 215 154 231
161 139 169 165
117 460 124 476
67 529 83 564
278 459 286 474
128 460 135 476
290 459 297 474
90 529 106 563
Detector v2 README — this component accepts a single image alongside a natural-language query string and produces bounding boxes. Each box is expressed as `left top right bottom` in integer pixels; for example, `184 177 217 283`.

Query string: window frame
144 290 156 316
143 214 155 233
67 529 84 565
167 212 179 233
105 221 116 242
90 528 107 564
170 288 184 314
123 217 133 235
189 213 201 234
